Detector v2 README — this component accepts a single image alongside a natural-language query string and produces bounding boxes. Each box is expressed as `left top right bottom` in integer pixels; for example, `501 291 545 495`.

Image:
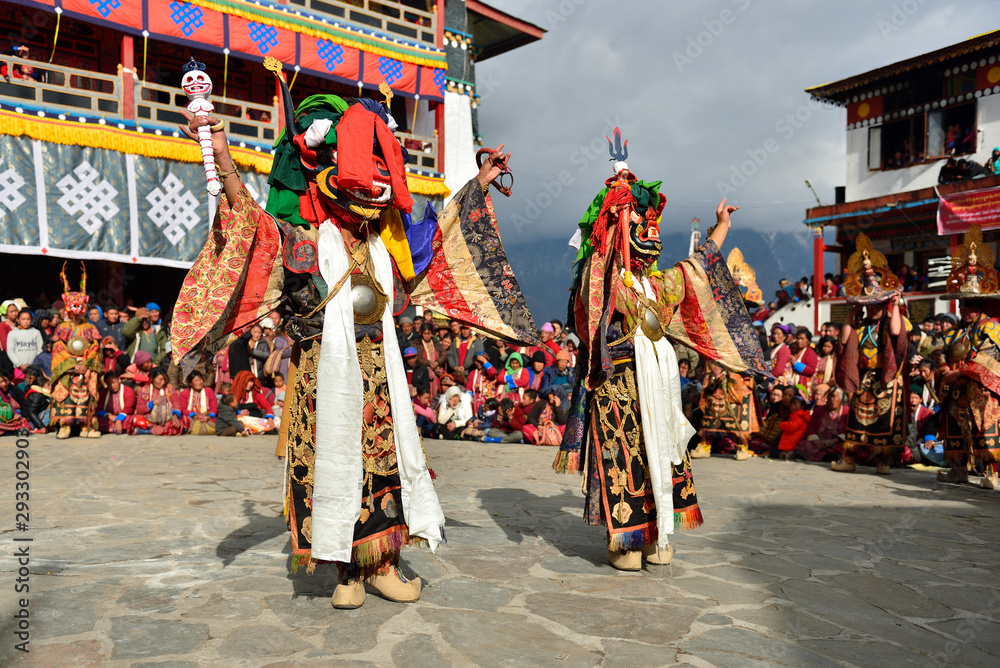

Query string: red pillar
120 35 134 121
813 227 824 334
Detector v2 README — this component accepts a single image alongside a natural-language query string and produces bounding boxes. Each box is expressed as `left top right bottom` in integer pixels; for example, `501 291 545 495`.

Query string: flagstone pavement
1 434 999 667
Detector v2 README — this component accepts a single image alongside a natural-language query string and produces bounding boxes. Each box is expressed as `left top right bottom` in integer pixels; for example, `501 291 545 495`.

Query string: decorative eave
806 29 1000 105
465 0 544 62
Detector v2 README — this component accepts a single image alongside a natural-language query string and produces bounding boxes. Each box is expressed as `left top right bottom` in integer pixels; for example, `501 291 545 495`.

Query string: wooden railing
0 54 438 168
0 55 121 117
287 0 436 45
136 80 279 145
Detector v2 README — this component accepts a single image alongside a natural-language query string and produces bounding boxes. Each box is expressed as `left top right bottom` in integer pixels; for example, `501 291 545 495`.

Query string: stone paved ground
1 434 999 667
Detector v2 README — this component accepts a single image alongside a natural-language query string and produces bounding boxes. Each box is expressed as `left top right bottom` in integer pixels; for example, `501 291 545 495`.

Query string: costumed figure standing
832 234 908 475
692 248 764 461
50 262 102 440
935 226 1000 489
170 58 539 608
552 132 769 570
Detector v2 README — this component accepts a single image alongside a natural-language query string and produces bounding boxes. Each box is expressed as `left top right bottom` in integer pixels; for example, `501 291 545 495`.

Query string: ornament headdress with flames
938 224 1000 300
843 233 899 305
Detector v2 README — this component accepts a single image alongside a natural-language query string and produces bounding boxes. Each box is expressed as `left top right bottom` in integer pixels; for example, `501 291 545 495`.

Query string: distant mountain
503 228 814 325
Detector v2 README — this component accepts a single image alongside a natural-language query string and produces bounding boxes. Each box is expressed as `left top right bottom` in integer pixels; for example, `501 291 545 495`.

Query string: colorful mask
60 261 89 317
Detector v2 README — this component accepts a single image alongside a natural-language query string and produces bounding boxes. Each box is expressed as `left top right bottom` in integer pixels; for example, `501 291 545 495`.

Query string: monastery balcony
286 0 437 47
0 52 440 171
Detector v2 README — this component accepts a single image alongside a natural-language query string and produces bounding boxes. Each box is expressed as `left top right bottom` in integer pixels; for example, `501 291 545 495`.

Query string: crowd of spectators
0 296 290 438
400 315 577 445
676 312 960 467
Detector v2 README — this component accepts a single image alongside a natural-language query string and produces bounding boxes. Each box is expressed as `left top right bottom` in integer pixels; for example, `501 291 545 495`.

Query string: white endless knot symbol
56 161 120 234
0 161 26 219
146 174 201 245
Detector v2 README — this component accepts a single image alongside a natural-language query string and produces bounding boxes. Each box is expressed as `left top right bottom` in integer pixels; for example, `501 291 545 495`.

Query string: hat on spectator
403 347 418 357
937 312 959 324
909 383 923 395
541 322 555 333
134 350 153 366
398 316 413 325
531 351 546 364
0 300 14 316
261 317 275 329
146 302 161 312
52 300 64 310
556 350 571 362
439 372 455 386
101 336 116 345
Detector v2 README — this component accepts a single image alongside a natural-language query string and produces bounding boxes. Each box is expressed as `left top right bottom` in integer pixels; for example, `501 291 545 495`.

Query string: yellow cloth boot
641 543 674 565
56 425 71 440
608 548 641 571
831 456 856 472
735 443 750 461
367 565 421 603
331 575 366 609
690 441 712 459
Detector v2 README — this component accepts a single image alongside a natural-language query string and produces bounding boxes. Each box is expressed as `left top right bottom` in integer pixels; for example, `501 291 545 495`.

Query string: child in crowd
216 394 248 437
777 396 810 459
412 390 437 437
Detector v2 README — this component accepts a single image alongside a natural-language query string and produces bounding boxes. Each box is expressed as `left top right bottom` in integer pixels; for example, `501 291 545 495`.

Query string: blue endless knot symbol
378 57 404 85
248 22 279 55
433 69 446 96
169 2 205 37
88 0 121 19
316 40 345 72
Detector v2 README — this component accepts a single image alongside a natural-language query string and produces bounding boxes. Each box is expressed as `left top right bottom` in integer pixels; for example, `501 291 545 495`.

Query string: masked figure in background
553 132 769 570
692 248 764 461
935 226 1000 489
50 263 102 440
833 234 908 475
171 58 539 608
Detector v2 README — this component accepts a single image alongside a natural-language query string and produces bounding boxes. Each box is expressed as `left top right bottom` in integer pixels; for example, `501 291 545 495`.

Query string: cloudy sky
474 0 1000 246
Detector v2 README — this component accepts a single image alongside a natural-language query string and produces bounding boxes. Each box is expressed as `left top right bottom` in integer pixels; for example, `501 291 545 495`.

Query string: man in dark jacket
403 347 430 395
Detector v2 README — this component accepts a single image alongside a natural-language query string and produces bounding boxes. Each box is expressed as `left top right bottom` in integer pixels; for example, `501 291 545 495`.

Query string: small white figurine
181 58 221 197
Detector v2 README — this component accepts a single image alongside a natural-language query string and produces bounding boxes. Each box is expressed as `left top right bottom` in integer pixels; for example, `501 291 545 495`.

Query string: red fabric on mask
335 104 413 213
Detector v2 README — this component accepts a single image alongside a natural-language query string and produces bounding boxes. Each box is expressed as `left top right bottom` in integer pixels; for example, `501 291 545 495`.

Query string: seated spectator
0 370 29 435
412 389 437 437
436 385 472 440
132 370 186 436
1 45 40 82
523 386 569 446
908 384 942 466
913 359 939 409
501 352 531 399
986 147 1000 176
541 350 574 395
793 387 848 462
273 390 285 422
100 336 130 377
175 370 218 436
459 396 499 441
466 352 499 411
487 397 525 443
403 347 430 396
814 335 837 389
528 351 546 391
534 322 561 366
97 371 136 435
30 339 52 381
750 385 793 455
777 395 810 459
216 394 248 437
122 350 154 388
231 370 273 419
20 381 50 434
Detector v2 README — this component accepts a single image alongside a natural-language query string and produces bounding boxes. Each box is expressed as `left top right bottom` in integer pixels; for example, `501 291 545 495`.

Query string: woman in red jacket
777 396 811 458
788 327 819 398
231 370 273 418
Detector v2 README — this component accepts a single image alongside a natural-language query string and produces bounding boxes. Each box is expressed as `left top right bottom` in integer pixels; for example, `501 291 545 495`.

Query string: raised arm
708 199 739 251
179 111 241 203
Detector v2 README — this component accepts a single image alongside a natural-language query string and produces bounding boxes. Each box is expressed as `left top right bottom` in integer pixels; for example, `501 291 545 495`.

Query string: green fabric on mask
266 94 349 228
264 187 308 228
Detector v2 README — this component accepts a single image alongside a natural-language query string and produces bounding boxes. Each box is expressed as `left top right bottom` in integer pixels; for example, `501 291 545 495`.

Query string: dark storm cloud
474 0 999 245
